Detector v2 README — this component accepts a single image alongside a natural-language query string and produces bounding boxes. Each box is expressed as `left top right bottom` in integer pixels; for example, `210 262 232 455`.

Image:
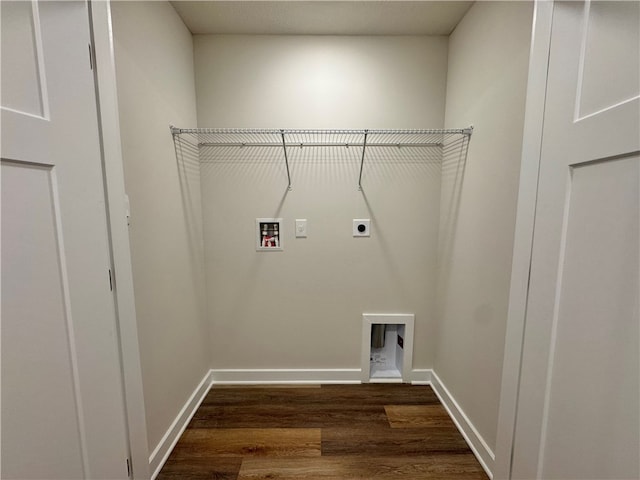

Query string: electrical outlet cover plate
295 219 307 238
353 219 371 237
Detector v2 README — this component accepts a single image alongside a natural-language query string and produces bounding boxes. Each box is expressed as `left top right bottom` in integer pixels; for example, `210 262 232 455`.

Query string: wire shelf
170 126 473 190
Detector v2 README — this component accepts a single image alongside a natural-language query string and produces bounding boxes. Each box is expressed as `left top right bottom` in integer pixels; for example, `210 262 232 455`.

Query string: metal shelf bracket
358 129 369 191
280 130 292 191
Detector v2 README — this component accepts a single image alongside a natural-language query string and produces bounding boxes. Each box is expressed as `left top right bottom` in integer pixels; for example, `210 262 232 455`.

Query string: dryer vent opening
361 314 414 383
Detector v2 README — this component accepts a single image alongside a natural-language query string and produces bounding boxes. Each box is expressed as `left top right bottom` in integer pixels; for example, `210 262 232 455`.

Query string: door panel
0 1 48 118
511 2 639 479
1 161 86 479
540 156 639 479
576 1 640 119
1 1 129 478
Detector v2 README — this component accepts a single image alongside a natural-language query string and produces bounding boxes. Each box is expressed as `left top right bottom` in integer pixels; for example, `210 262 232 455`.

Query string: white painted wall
108 4 534 461
435 0 533 454
111 1 210 452
193 35 448 372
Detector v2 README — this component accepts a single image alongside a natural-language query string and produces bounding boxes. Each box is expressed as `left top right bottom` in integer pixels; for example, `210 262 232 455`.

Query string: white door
511 1 639 479
1 1 130 478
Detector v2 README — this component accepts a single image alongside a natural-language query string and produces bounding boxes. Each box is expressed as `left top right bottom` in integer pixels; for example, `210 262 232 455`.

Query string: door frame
494 1 554 479
88 2 150 478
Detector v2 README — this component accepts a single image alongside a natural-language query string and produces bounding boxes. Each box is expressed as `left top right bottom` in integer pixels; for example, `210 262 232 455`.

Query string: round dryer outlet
353 219 371 237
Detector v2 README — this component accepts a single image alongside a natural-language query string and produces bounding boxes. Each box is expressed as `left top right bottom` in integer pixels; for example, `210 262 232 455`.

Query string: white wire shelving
170 126 473 190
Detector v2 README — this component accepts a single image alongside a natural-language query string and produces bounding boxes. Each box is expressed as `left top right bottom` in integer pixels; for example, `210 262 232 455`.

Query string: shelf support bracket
280 130 292 191
358 129 369 190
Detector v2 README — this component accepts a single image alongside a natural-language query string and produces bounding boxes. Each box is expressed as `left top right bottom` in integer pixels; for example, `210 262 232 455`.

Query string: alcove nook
110 1 535 477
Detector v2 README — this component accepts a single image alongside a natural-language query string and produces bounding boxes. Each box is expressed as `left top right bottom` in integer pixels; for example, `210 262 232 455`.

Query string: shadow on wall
173 129 470 263
190 140 444 190
171 129 470 365
173 134 206 284
227 186 289 322
437 133 471 287
360 188 409 299
200 146 291 195
174 135 292 326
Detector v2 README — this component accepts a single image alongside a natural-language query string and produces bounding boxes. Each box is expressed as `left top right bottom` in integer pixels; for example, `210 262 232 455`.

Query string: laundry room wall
111 1 210 452
193 35 449 375
435 0 534 455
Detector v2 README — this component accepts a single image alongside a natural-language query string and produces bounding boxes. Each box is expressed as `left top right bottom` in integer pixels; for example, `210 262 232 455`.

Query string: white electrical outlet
295 219 307 238
353 219 371 237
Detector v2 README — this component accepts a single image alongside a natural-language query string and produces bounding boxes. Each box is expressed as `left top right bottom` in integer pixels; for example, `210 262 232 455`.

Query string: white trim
431 371 495 479
49 166 90 477
369 377 403 384
0 105 48 121
573 0 590 123
494 2 553 479
575 94 640 123
89 2 151 478
31 0 50 120
536 170 573 478
210 369 361 384
209 368 436 385
149 370 213 479
361 313 415 383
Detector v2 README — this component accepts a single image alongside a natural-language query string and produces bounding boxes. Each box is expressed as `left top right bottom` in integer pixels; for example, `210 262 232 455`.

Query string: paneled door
1 1 130 478
511 1 639 479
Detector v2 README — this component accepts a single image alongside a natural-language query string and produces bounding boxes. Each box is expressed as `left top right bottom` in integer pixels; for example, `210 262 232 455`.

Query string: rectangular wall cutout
361 314 414 383
256 218 283 251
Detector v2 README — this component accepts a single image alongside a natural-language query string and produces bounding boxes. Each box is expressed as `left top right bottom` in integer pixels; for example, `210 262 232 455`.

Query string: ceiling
171 1 474 36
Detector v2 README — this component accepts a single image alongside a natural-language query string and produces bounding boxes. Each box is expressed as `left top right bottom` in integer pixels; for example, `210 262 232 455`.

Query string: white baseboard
209 368 436 385
210 368 361 384
430 370 495 479
149 370 213 479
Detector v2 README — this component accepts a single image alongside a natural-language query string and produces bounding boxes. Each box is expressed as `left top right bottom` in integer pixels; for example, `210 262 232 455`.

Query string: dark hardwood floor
158 384 489 479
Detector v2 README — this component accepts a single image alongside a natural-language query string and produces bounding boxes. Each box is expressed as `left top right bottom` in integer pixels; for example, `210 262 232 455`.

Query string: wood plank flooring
158 384 488 480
